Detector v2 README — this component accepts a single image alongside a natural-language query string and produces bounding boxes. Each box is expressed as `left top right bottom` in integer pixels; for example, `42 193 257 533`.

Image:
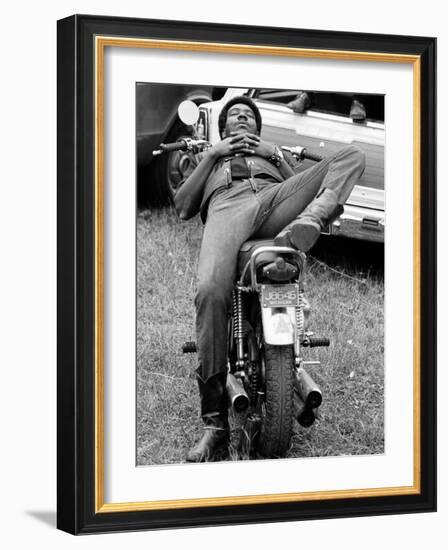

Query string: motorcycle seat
237 239 278 276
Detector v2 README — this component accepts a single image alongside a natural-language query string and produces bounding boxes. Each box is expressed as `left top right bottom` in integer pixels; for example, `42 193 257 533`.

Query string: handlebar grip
160 140 187 153
303 150 323 162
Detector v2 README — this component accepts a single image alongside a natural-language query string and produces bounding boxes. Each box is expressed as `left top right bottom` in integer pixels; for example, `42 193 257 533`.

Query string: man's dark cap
218 95 262 138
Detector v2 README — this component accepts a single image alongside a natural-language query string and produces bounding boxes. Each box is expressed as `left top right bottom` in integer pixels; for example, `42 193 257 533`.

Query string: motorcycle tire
257 344 295 458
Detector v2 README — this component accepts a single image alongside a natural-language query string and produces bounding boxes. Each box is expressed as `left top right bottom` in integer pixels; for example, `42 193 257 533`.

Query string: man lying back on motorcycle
174 95 365 462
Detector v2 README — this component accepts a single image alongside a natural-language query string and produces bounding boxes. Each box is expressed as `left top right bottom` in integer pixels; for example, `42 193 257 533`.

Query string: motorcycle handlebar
159 140 188 153
155 141 324 161
303 150 323 162
153 138 209 156
281 145 323 163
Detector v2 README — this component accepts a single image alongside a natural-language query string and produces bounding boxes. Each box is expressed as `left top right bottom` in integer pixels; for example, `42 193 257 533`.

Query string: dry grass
136 207 384 465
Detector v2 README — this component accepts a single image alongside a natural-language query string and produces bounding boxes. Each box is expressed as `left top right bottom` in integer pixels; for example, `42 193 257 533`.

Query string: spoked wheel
257 344 295 458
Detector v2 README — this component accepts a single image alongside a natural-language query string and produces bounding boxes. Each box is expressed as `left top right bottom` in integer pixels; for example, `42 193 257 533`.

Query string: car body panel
137 83 225 168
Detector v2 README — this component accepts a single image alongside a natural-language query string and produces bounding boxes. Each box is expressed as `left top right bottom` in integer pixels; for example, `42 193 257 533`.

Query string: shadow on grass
136 209 385 465
312 235 384 277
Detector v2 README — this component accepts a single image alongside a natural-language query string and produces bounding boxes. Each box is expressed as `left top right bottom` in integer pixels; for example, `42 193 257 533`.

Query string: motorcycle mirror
178 100 199 126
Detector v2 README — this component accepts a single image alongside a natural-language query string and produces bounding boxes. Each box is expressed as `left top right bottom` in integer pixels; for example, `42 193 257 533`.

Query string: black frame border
57 14 436 534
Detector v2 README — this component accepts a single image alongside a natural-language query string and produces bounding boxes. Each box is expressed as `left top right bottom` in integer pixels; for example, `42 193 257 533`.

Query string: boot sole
186 437 229 463
186 444 229 463
274 224 320 252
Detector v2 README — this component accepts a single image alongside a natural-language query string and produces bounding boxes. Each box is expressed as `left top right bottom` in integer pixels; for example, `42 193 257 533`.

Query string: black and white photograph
136 83 385 465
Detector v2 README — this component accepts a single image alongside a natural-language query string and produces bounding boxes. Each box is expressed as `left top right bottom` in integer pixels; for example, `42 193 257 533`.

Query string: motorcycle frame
231 246 307 371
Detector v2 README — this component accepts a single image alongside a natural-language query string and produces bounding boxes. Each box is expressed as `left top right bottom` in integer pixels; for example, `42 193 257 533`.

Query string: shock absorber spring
233 286 246 366
296 290 305 336
232 287 242 338
295 290 305 361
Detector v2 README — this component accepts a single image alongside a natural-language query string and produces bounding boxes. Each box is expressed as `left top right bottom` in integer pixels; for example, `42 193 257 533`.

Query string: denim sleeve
283 151 303 174
176 151 202 192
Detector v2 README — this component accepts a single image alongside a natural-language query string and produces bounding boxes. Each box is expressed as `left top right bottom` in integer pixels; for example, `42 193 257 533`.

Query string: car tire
147 118 195 205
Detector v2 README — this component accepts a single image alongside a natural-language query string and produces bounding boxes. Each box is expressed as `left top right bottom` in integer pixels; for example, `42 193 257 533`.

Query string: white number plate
261 284 299 308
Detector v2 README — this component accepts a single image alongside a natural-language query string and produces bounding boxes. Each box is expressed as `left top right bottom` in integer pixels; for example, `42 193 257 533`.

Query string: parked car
136 83 226 205
197 88 385 243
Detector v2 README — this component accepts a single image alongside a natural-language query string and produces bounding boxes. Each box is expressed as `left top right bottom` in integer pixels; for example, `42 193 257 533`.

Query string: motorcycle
153 101 331 458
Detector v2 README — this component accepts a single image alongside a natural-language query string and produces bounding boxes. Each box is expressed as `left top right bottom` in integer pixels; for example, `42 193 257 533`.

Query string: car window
252 88 384 123
253 89 301 104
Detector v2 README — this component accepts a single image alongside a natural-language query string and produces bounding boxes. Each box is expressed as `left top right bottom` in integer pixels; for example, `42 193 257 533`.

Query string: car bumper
323 204 385 243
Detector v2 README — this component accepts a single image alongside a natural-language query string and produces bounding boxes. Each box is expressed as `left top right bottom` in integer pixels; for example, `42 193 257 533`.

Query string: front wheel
257 344 295 458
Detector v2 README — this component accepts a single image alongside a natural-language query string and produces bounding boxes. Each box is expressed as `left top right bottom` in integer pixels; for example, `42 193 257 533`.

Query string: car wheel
148 119 195 205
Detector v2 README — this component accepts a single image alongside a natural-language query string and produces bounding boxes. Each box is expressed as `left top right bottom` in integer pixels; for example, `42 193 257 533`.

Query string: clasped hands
209 132 275 160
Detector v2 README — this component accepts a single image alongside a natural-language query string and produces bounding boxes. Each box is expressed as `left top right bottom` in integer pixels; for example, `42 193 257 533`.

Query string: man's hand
208 134 249 160
237 133 276 159
209 133 276 160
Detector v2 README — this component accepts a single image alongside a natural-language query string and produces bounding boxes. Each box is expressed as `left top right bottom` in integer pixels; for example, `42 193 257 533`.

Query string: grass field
136 206 384 465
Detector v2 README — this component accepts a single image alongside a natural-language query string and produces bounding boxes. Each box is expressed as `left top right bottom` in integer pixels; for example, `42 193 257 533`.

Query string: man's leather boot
288 91 311 114
186 372 229 462
349 99 366 122
274 189 343 252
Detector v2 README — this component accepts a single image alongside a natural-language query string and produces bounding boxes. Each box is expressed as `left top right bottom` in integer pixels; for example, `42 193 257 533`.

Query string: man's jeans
195 145 365 381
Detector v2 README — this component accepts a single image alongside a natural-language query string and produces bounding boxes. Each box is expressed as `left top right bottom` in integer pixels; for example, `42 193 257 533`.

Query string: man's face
223 103 258 137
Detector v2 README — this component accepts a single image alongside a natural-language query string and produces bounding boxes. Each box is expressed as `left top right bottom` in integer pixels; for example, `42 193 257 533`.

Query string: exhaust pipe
293 391 316 427
226 372 249 412
294 367 322 409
